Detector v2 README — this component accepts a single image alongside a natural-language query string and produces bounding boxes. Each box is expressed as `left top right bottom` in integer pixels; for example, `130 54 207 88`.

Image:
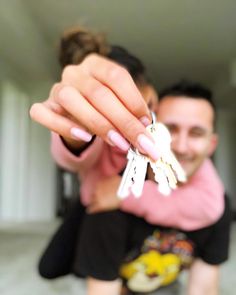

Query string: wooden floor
0 221 235 295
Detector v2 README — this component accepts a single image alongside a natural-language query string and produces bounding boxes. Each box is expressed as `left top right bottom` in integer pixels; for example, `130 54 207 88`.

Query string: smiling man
158 80 218 179
153 80 231 295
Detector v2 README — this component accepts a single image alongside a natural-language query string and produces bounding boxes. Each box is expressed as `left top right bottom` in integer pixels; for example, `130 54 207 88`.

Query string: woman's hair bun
59 26 111 68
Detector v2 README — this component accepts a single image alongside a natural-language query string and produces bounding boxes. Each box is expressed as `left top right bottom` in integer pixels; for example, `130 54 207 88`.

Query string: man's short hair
159 79 216 114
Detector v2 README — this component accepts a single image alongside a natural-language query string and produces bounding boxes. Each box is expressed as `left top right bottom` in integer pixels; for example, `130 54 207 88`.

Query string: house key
117 147 148 199
146 115 186 195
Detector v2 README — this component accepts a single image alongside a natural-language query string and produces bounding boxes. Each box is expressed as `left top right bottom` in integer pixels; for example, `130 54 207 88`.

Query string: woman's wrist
61 135 96 156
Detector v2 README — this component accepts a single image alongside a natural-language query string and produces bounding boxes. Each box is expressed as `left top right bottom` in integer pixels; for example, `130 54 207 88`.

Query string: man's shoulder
213 194 233 227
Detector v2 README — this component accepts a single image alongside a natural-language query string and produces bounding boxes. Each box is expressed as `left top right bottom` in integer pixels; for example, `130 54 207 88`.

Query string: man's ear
207 133 219 156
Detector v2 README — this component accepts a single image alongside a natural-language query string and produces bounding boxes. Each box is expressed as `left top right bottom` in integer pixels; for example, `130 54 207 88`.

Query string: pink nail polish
71 127 93 142
137 134 160 161
139 116 151 127
107 130 130 151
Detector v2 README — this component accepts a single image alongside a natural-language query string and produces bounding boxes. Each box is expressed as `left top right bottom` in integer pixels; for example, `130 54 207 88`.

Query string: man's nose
171 134 189 154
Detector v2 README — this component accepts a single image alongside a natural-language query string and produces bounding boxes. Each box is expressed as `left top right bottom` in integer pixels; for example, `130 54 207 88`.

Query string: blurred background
0 0 235 294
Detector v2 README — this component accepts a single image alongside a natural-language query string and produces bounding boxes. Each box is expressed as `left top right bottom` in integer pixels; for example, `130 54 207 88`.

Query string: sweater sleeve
50 132 104 173
120 159 224 231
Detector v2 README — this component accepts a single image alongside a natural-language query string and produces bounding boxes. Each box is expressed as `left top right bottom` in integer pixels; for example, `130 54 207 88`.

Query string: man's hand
87 175 122 214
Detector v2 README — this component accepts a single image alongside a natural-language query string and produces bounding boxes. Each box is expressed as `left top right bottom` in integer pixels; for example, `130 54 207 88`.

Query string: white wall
0 81 56 222
215 109 236 210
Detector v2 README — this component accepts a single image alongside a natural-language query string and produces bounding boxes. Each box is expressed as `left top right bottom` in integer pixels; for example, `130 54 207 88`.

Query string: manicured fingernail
107 130 130 151
71 127 93 142
139 116 151 127
137 134 160 161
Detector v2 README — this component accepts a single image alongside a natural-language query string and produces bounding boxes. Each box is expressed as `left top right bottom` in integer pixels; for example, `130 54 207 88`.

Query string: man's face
157 96 218 179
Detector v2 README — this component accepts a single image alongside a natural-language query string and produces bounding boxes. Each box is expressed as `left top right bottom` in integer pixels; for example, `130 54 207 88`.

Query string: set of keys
117 113 186 199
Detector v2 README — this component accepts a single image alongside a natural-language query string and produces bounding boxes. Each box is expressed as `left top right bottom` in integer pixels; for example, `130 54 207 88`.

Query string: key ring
150 111 157 133
151 111 156 125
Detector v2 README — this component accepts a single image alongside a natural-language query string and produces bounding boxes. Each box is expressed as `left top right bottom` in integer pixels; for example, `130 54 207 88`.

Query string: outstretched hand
30 54 159 161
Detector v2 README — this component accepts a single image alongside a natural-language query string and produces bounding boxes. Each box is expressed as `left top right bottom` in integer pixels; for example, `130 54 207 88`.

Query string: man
90 80 232 295
150 80 232 295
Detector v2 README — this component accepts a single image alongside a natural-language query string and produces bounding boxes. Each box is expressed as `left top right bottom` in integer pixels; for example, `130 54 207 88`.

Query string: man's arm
187 259 219 295
88 159 224 230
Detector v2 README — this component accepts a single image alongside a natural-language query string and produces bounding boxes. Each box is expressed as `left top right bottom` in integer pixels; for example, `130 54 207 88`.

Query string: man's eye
166 125 177 134
190 131 205 137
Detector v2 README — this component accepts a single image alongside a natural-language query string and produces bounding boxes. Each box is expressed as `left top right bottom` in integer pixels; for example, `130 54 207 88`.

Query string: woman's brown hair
58 26 147 86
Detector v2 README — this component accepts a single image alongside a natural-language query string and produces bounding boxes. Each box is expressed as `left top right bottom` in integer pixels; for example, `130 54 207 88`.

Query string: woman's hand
30 54 159 160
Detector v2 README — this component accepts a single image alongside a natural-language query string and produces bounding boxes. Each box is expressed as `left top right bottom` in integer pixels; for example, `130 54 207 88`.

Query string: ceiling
0 0 236 109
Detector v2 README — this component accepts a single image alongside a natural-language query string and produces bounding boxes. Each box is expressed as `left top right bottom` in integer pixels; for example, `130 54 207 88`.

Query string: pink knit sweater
51 133 224 231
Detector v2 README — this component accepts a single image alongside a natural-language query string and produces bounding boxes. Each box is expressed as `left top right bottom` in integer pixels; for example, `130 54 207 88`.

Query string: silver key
117 148 148 199
130 150 148 198
148 122 186 183
150 159 172 195
163 150 186 183
146 116 186 195
117 148 136 199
